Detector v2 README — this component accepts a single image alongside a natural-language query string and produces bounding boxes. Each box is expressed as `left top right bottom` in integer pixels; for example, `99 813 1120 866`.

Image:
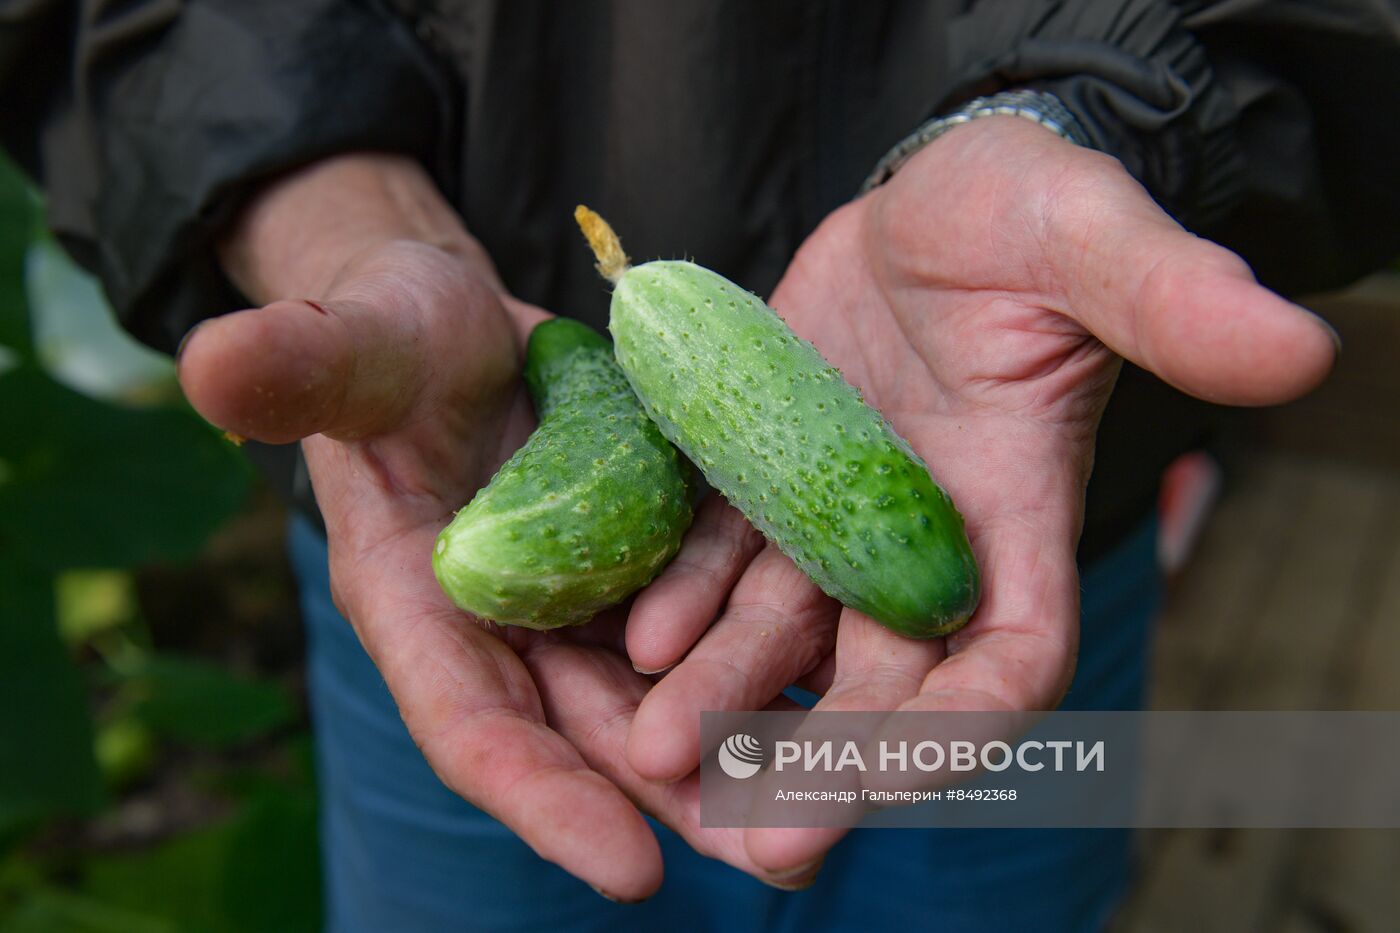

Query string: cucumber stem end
574 205 630 285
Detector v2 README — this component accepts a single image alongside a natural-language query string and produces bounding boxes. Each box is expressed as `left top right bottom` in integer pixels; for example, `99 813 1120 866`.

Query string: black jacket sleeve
0 0 459 352
940 0 1400 296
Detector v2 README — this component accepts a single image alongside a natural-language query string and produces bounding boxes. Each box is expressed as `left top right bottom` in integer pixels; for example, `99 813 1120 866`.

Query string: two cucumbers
433 210 979 637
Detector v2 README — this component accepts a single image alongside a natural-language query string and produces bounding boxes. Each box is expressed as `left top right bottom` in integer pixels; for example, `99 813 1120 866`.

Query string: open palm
179 236 787 899
622 116 1337 876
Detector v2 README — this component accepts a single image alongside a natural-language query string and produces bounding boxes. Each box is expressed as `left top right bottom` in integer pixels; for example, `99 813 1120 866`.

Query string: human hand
177 154 794 899
624 116 1337 874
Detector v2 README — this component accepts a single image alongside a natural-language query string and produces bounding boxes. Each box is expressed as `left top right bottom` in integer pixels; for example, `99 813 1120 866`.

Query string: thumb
177 296 429 444
1058 206 1337 407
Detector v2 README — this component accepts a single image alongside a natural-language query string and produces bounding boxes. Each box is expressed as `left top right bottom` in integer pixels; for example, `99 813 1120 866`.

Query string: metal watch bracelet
861 89 1092 193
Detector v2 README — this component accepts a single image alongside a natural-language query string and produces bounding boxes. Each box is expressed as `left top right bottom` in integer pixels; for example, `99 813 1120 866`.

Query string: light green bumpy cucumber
575 206 979 638
433 318 693 629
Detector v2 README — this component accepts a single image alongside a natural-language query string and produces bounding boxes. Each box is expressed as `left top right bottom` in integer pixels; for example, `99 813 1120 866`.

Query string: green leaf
220 792 320 933
94 716 158 789
0 563 103 831
82 814 240 933
27 236 177 402
0 151 36 357
121 655 295 748
1 889 175 933
0 365 251 571
56 570 138 645
81 791 319 933
0 846 46 895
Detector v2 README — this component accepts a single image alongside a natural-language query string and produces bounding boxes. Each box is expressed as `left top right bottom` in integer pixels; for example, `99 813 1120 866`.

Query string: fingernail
1323 319 1342 355
589 884 646 904
1303 307 1342 355
764 858 824 890
633 663 673 676
175 320 207 366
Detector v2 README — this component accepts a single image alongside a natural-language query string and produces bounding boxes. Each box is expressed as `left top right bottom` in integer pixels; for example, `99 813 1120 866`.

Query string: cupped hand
623 116 1337 875
175 155 801 899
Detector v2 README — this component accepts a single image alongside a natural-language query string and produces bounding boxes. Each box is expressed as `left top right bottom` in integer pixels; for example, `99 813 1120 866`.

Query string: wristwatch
861 89 1092 193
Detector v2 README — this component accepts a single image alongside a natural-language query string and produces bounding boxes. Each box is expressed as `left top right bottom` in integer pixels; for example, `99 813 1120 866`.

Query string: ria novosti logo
717 733 765 779
715 732 1106 780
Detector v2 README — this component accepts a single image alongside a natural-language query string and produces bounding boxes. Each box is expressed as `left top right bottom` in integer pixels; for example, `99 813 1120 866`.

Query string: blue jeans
289 515 1160 932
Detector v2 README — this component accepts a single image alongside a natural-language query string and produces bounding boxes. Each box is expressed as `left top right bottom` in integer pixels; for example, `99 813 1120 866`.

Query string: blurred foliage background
0 153 320 931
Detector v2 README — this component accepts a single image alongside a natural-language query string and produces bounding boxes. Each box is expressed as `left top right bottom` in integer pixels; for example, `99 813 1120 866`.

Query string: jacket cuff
941 0 1243 230
80 0 460 353
862 89 1092 193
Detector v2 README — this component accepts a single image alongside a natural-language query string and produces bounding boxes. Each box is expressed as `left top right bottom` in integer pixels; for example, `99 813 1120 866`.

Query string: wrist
862 89 1090 193
217 152 498 304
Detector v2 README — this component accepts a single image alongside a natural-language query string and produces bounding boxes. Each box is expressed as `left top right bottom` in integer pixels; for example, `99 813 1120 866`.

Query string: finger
743 607 943 874
557 601 632 656
179 246 527 443
794 651 836 696
338 525 664 901
627 545 838 782
177 298 364 443
1052 188 1336 406
520 637 823 890
745 506 1080 874
625 495 765 674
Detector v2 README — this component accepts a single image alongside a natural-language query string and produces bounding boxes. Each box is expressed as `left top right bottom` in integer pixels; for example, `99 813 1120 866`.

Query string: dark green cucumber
576 207 979 637
433 318 693 629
